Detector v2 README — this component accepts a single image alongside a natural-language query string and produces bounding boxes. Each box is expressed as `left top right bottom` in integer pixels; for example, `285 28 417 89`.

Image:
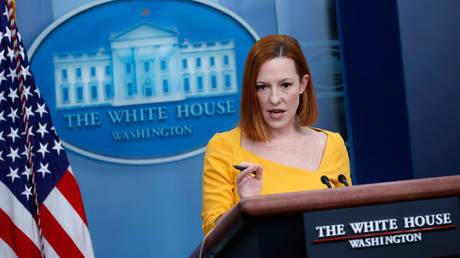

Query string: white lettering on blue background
176 100 235 118
64 112 101 128
111 125 193 141
107 106 168 124
64 100 236 129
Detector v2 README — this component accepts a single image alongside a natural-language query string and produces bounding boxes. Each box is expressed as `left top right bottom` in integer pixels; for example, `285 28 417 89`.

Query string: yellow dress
201 127 351 234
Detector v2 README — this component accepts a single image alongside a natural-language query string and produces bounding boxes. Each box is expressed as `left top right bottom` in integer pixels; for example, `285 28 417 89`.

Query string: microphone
321 175 332 189
338 174 349 187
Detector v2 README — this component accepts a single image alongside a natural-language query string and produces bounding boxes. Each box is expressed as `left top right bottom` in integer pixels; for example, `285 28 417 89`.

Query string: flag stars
19 46 26 60
21 125 35 137
4 26 12 43
0 131 4 141
53 139 64 155
3 8 8 18
7 127 19 143
7 146 20 162
21 185 33 201
35 103 48 118
6 167 20 183
21 165 32 181
37 123 49 138
34 88 41 98
24 105 34 119
37 142 49 158
20 65 31 80
0 91 6 103
22 85 33 101
6 46 14 62
0 110 6 122
7 107 19 123
7 67 17 82
37 162 51 178
8 88 18 102
21 145 34 159
0 150 4 161
0 50 5 64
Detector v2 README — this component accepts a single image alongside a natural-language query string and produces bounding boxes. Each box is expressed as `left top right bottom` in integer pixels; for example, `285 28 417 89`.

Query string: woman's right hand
236 162 263 199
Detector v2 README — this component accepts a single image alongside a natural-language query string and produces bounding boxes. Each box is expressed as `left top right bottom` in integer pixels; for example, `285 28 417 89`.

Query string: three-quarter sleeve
326 132 352 187
201 133 236 235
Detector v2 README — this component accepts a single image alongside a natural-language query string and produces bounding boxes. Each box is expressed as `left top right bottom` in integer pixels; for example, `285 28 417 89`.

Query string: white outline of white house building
53 22 238 109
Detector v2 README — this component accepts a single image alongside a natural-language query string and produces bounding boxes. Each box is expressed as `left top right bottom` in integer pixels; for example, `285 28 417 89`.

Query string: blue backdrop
16 0 460 257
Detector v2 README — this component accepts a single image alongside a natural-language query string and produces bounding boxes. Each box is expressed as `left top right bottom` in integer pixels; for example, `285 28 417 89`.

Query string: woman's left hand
236 162 263 199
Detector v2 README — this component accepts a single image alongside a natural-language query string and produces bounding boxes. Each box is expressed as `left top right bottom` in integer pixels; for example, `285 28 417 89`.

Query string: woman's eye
281 83 291 88
256 85 266 90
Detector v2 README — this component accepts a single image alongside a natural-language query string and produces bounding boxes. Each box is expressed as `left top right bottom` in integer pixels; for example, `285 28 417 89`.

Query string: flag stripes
56 170 88 226
40 205 85 258
0 237 18 258
0 1 95 257
44 175 93 257
0 183 41 258
0 181 41 250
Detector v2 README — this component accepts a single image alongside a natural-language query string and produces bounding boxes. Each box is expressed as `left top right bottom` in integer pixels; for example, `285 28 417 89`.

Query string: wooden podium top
205 175 460 255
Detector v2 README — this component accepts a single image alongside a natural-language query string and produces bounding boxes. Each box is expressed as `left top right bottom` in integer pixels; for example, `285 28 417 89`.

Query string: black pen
233 165 256 175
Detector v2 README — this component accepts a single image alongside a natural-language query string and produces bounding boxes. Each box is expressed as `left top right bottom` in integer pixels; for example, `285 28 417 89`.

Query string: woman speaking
201 35 351 235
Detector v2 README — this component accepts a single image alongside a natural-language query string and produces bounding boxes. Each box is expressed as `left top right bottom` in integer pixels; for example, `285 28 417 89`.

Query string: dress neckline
235 127 330 173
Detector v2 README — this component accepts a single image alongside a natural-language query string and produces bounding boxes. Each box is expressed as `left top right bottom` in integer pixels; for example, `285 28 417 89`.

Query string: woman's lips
268 109 285 119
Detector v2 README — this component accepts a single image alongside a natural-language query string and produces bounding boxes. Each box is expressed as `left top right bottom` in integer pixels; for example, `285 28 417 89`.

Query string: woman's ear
299 74 309 94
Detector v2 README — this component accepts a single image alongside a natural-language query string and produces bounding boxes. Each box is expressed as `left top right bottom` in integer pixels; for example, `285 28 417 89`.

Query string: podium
194 175 460 258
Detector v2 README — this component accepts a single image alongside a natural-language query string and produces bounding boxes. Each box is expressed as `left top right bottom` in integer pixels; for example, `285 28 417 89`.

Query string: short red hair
239 35 318 141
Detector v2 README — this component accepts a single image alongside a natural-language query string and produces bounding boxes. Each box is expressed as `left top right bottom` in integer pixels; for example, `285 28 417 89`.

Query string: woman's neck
268 123 307 141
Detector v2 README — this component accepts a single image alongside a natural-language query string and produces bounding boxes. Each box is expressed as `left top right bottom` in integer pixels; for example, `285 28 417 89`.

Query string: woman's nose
269 88 281 105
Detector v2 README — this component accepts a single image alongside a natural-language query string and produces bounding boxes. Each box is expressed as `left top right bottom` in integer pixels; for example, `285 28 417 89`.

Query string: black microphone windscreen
338 174 349 187
321 175 332 188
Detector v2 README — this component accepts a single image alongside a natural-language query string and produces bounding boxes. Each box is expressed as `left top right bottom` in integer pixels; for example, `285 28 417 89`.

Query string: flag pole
6 0 46 257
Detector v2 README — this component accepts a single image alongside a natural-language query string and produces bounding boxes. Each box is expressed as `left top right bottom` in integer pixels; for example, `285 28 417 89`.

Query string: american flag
0 1 94 257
